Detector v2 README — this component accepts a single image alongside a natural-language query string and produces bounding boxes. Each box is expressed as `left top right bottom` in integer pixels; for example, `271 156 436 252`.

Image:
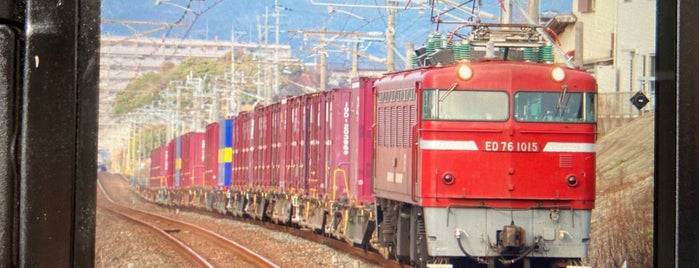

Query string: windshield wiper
439 82 459 102
556 85 568 116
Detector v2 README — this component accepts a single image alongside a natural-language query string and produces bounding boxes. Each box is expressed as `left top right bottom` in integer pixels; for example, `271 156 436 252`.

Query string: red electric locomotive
371 24 596 267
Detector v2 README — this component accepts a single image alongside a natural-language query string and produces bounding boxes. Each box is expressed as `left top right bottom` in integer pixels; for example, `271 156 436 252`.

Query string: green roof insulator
411 54 418 68
454 43 471 61
523 47 537 62
431 32 443 50
454 44 464 61
426 34 436 55
463 43 472 60
539 45 553 63
454 43 471 60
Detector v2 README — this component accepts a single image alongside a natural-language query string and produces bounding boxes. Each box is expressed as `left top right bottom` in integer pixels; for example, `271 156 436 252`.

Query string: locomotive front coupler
497 221 525 251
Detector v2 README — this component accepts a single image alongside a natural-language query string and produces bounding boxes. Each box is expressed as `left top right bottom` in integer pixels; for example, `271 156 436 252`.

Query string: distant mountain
101 0 571 68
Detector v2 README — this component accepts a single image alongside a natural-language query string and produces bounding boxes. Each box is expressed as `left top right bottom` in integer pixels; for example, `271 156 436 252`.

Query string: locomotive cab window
514 91 597 123
422 89 508 121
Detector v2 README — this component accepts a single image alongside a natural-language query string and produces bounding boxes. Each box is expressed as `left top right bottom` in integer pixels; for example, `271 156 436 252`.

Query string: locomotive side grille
409 105 416 146
390 106 397 147
559 154 573 168
398 106 405 147
378 107 385 146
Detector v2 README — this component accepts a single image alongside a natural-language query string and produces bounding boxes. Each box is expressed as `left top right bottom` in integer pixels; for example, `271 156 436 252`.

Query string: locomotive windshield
514 91 597 123
422 89 508 121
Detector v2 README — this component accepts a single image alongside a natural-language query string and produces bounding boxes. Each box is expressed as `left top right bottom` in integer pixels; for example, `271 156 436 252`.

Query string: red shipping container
276 98 292 193
269 102 284 193
285 95 308 196
149 145 166 189
321 89 349 201
204 122 220 189
180 132 206 189
349 77 376 205
164 138 176 189
253 104 274 190
297 79 374 204
305 92 328 199
233 111 254 189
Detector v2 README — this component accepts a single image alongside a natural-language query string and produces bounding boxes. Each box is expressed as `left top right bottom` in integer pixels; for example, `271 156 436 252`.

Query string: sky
102 0 572 39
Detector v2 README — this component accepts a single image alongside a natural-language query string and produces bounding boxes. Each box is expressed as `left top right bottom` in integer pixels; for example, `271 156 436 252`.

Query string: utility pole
194 76 203 131
351 37 359 78
264 7 271 102
405 42 414 68
503 0 513 24
230 25 246 114
256 15 264 103
575 22 584 68
274 0 283 101
386 0 396 72
210 80 219 122
230 24 237 115
528 0 540 24
175 82 181 136
320 27 328 92
231 24 236 88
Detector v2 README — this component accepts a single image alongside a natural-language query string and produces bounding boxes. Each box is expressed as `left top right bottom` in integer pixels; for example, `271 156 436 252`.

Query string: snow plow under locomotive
140 24 597 268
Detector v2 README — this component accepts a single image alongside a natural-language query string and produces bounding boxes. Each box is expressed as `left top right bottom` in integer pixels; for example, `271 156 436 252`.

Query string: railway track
97 178 279 268
237 218 405 268
142 193 406 268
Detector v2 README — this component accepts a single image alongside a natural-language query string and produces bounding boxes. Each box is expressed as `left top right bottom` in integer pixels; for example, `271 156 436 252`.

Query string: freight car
225 85 375 240
144 23 596 268
210 118 234 213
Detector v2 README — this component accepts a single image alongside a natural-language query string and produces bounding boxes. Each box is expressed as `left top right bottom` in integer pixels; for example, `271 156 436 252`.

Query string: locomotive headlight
551 66 566 82
457 64 473 81
443 173 455 185
566 175 578 187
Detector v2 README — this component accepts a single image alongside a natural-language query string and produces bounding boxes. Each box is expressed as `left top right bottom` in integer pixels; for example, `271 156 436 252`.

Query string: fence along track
97 178 280 268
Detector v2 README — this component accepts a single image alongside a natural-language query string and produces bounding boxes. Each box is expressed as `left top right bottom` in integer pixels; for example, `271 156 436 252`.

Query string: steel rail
97 178 280 268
